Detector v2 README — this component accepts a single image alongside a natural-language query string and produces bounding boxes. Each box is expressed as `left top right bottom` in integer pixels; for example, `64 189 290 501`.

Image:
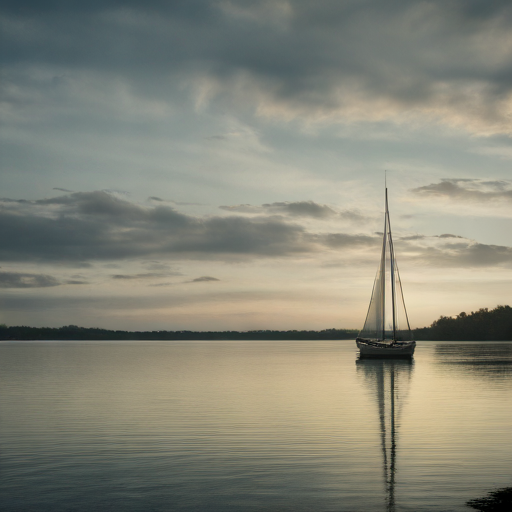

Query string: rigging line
395 261 412 335
387 212 397 341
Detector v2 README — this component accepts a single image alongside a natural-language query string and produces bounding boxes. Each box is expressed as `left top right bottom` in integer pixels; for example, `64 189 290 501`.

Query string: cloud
220 201 369 221
0 191 316 263
362 231 512 268
399 235 425 241
171 276 221 285
0 271 60 288
2 1 512 134
463 243 512 266
262 201 337 218
398 234 512 268
220 201 338 218
417 242 512 267
412 179 512 202
112 273 170 280
35 190 158 219
142 261 178 272
219 204 263 214
318 233 378 248
2 191 510 270
53 187 73 192
436 234 464 239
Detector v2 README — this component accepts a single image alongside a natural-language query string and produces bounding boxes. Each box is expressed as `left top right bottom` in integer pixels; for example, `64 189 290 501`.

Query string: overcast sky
1 0 511 331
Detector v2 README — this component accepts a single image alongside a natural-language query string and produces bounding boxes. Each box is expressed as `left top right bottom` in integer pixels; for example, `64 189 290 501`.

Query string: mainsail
359 189 412 342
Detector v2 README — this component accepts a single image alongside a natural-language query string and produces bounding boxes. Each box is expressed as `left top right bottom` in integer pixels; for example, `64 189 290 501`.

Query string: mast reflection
356 358 414 512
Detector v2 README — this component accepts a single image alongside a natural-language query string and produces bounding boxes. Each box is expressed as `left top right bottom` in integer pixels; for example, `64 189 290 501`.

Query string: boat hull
356 338 416 359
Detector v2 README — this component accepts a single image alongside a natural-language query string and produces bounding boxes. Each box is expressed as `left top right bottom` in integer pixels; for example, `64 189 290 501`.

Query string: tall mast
386 188 397 342
381 193 387 340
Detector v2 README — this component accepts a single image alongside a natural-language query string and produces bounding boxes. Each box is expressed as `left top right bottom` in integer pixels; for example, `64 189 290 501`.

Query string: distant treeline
1 305 511 341
0 325 358 341
414 305 512 341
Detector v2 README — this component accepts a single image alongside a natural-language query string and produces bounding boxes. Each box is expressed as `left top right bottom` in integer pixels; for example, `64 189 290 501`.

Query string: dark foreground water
0 340 511 512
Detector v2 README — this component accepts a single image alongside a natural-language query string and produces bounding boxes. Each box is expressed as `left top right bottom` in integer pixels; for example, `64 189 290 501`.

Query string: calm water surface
0 340 511 511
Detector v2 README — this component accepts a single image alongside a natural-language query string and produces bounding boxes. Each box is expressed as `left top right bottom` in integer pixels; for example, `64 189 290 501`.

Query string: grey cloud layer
412 179 512 201
0 271 60 288
0 191 317 262
263 201 337 218
2 0 511 133
412 242 512 267
191 276 219 282
112 273 173 280
1 191 511 269
220 201 368 221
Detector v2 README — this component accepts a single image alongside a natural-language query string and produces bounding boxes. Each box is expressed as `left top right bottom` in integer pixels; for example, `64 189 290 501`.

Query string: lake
0 340 511 511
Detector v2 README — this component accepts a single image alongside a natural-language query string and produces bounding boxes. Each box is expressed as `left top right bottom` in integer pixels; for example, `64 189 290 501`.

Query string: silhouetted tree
0 325 358 341
415 305 512 340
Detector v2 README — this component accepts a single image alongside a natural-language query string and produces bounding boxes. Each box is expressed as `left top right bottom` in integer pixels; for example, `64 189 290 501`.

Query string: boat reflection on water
356 358 414 512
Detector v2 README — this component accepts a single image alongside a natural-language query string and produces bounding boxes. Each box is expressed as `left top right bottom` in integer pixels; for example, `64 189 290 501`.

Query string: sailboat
356 186 416 358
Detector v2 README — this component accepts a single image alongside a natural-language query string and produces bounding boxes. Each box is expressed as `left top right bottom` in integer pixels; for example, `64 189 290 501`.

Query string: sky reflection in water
0 340 511 511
